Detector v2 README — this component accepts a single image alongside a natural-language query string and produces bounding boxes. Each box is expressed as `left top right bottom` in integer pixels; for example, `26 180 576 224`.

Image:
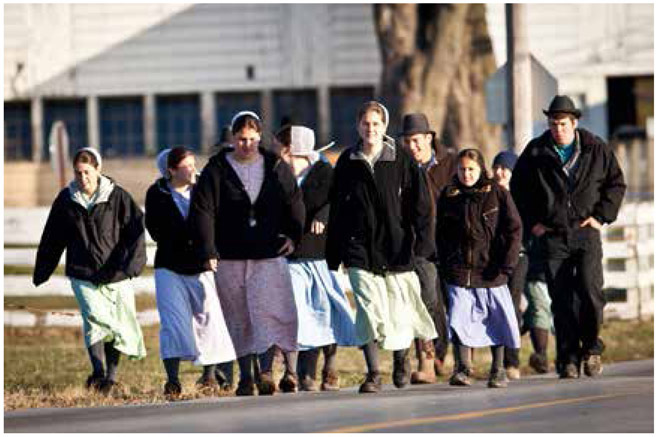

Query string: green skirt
70 278 146 360
347 268 437 350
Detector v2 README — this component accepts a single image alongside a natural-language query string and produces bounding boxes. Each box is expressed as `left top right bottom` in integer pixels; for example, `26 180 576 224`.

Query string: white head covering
230 111 261 131
156 148 171 178
375 102 389 128
77 147 102 168
289 126 316 157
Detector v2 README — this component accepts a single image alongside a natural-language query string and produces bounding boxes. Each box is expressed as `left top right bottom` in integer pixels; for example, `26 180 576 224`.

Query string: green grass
4 318 653 411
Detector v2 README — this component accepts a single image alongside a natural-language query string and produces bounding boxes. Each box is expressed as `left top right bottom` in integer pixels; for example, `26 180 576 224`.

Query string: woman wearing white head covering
326 101 438 394
145 147 236 399
189 111 305 397
34 147 147 395
276 125 357 392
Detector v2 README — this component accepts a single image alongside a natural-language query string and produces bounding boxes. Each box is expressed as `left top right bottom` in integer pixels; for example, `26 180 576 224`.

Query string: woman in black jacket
276 124 356 392
436 148 522 389
33 148 146 395
189 111 305 397
145 147 236 399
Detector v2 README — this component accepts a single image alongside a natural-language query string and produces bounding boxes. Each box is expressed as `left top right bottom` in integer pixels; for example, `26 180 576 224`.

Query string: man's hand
531 223 551 237
277 236 295 256
580 216 602 230
204 258 218 272
310 220 326 235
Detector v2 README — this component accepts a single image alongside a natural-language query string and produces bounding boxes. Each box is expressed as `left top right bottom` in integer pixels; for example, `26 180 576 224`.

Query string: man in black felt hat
510 95 626 380
400 113 457 383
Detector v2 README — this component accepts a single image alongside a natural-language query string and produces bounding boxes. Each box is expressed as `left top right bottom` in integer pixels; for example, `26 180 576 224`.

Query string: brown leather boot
411 340 436 384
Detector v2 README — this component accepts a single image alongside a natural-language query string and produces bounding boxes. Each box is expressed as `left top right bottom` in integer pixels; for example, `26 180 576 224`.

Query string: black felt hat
543 95 582 118
399 113 436 137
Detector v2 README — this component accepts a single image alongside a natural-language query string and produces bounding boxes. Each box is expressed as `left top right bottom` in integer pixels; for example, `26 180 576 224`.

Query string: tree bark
374 4 501 164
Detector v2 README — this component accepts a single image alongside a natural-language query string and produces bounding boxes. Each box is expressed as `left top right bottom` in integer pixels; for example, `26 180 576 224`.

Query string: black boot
392 348 411 389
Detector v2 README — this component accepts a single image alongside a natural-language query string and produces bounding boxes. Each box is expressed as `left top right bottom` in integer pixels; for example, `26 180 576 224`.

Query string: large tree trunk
374 4 501 164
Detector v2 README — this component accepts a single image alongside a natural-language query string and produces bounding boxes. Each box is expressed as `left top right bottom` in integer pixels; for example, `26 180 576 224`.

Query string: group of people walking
33 95 625 398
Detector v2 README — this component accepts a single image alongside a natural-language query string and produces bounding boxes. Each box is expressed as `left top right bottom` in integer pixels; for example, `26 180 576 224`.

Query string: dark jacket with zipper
326 137 434 274
288 159 332 260
145 178 206 275
33 180 146 286
510 128 626 236
436 178 522 288
189 147 305 261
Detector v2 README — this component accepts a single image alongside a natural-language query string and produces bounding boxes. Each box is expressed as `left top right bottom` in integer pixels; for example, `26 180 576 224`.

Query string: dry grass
4 318 653 411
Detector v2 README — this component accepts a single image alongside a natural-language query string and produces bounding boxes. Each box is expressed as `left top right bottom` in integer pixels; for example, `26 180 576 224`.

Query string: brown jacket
436 178 522 288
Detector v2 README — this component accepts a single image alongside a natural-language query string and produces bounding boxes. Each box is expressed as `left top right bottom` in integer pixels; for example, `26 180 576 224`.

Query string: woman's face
74 162 101 195
233 127 261 162
458 157 482 187
357 110 386 147
169 155 196 186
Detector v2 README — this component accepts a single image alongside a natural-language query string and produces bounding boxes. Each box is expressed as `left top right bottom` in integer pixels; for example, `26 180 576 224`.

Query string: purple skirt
447 284 521 348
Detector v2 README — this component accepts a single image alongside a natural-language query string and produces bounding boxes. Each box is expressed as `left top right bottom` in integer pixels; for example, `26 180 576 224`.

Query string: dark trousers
504 252 528 368
414 258 449 361
543 228 606 366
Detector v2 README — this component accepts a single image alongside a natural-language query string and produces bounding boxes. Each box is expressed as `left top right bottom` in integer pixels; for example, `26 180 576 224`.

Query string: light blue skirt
289 260 357 350
447 284 521 348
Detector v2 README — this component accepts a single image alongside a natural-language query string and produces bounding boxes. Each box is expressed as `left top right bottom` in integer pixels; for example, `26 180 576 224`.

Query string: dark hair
73 150 99 168
275 125 292 147
231 114 262 135
548 113 577 122
357 101 387 126
167 146 194 169
457 148 489 181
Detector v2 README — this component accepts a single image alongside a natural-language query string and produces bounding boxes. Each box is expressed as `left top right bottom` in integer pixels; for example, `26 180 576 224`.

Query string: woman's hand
310 220 326 235
277 236 295 256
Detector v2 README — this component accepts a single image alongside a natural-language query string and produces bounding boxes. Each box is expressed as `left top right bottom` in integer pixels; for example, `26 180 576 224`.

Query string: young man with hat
400 113 457 383
511 95 626 379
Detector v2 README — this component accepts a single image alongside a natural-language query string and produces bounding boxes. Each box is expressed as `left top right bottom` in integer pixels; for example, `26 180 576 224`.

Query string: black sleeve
188 163 220 261
498 188 523 277
592 143 626 224
91 189 146 284
309 164 333 225
144 184 164 244
510 142 541 238
276 160 306 245
325 155 347 271
405 158 435 260
33 193 68 286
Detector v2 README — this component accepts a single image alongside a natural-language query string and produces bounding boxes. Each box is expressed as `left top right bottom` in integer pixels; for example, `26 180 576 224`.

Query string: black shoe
487 368 508 388
98 379 118 396
235 378 255 396
392 350 411 389
164 380 182 399
358 372 382 393
278 371 298 393
559 362 580 379
449 370 471 386
529 352 549 374
85 374 104 391
215 368 233 390
257 372 276 396
196 375 218 392
583 355 603 377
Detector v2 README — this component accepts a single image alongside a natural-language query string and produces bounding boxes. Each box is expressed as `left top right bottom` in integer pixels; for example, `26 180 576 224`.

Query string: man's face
548 114 578 146
402 133 433 165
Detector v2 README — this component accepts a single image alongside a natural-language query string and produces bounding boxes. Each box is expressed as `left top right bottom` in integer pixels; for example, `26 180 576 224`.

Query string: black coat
326 138 434 274
145 178 205 275
510 128 626 236
436 178 522 288
33 181 146 286
288 160 332 260
189 147 305 261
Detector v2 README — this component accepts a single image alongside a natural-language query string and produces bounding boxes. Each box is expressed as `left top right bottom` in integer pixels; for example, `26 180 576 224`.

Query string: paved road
5 359 653 433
